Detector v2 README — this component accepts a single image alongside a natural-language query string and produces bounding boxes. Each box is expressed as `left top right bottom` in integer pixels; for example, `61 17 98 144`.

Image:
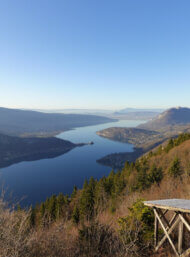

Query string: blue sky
0 0 190 110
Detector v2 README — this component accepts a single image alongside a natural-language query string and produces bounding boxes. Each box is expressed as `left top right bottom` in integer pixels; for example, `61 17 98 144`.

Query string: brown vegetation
1 136 190 256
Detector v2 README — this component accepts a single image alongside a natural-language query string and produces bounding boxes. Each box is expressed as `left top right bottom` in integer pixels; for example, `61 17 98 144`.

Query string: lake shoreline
1 120 144 207
97 147 143 169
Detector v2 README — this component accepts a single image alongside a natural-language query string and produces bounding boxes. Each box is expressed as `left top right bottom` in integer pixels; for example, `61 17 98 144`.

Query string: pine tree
71 185 78 199
149 165 163 184
104 170 115 195
165 139 174 153
40 202 45 218
168 157 183 178
72 205 80 224
29 207 36 227
137 165 149 190
79 177 96 220
48 195 57 221
124 161 130 170
114 171 125 196
56 193 65 219
94 178 108 212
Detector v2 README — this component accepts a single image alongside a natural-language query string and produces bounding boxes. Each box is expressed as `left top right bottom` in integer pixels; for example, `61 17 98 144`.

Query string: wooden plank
154 209 180 257
144 199 190 213
180 247 190 257
154 211 158 247
163 209 168 215
145 204 190 213
179 214 190 232
155 215 180 252
167 213 178 231
158 209 170 228
178 219 183 255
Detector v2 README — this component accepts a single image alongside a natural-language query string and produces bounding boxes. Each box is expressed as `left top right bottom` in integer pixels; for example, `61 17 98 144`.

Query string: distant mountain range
113 108 164 120
0 107 116 137
28 107 165 121
139 107 190 131
114 108 165 114
32 108 114 115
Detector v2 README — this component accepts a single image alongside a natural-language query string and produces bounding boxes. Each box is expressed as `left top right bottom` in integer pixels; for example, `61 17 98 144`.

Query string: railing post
178 213 184 255
154 208 158 247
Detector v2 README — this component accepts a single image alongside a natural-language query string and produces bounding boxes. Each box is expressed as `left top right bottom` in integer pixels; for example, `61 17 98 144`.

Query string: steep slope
0 107 116 136
139 107 190 131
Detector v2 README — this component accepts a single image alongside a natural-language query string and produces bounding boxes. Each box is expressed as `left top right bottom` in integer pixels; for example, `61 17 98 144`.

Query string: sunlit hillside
1 134 190 257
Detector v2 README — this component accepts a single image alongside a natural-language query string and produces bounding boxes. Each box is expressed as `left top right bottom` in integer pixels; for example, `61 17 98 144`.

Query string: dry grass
1 139 190 256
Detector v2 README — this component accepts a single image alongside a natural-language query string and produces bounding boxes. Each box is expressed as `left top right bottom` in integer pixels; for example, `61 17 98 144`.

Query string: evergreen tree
56 193 65 219
114 171 125 196
149 165 163 184
64 194 70 205
124 161 130 170
72 205 80 224
94 177 109 213
71 185 78 199
168 157 183 178
29 207 36 227
79 177 96 220
165 138 174 153
156 145 163 155
104 170 115 195
136 160 150 190
48 195 57 221
40 202 45 218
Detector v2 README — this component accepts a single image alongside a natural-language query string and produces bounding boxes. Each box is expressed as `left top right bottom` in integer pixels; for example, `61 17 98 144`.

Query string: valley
97 107 190 168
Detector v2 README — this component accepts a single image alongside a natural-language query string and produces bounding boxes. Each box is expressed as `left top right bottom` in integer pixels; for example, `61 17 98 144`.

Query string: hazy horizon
0 105 174 112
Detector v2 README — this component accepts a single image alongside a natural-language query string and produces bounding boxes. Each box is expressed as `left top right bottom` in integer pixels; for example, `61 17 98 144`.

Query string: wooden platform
145 199 190 213
144 199 190 257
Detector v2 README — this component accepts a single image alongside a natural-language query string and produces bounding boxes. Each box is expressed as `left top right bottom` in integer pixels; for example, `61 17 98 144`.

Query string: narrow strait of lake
0 120 144 206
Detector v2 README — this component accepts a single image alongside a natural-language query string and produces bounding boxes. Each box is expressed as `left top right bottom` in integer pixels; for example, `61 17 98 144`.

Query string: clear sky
0 0 190 110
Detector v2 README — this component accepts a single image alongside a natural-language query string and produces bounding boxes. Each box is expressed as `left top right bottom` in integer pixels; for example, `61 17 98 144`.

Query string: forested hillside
0 133 83 168
1 133 190 257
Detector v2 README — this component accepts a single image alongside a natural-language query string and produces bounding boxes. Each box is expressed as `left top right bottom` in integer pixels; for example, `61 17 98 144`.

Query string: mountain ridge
139 107 190 131
0 107 116 137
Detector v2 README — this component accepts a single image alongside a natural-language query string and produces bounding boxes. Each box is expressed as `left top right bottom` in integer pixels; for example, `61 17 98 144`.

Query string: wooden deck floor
144 199 190 213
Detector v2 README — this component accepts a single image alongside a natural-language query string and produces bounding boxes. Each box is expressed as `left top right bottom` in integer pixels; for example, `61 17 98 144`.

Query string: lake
0 120 144 206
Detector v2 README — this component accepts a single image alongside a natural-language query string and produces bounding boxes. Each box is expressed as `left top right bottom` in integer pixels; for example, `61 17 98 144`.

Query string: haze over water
0 120 144 206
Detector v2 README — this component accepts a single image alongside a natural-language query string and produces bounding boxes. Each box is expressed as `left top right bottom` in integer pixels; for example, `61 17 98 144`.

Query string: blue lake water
0 120 144 206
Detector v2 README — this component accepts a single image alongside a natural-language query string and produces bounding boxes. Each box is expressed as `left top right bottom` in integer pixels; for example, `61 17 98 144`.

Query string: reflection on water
0 120 144 206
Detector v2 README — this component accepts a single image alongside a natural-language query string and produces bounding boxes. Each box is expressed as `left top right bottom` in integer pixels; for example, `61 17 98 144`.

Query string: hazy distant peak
115 108 164 114
139 107 190 130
